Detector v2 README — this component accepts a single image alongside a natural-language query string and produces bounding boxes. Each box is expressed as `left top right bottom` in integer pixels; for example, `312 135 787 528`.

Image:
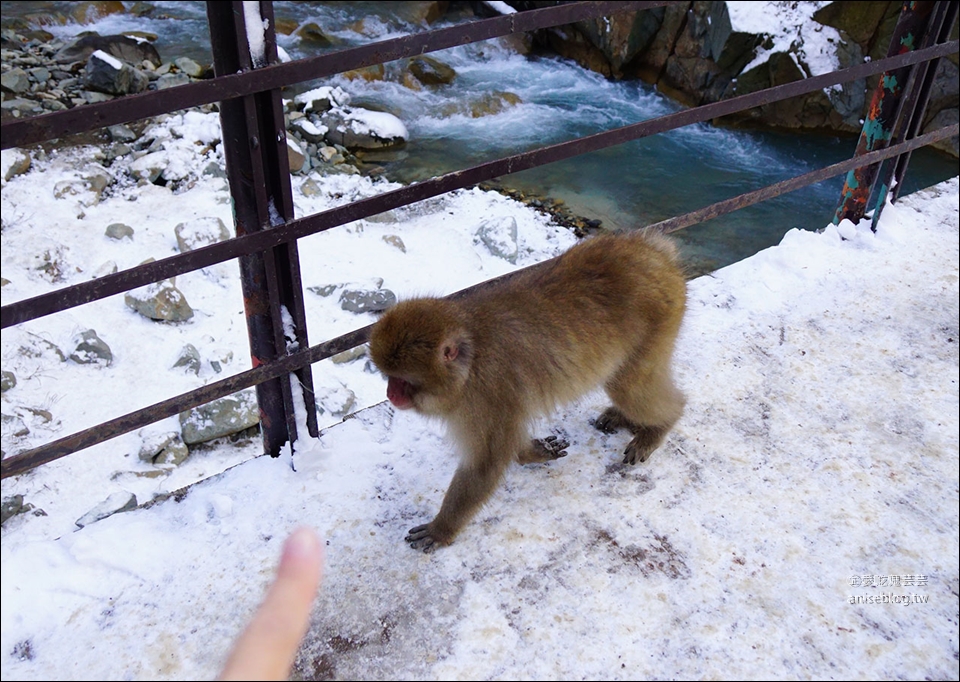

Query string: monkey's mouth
386 376 416 410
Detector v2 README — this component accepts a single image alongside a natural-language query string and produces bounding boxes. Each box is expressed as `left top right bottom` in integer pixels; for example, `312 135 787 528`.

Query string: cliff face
503 1 958 156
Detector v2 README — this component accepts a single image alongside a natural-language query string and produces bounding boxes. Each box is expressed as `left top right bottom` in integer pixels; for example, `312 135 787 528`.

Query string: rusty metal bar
0 325 371 480
208 1 317 457
889 0 959 204
3 39 955 331
834 1 936 226
1 1 670 150
4 122 954 481
867 1 956 229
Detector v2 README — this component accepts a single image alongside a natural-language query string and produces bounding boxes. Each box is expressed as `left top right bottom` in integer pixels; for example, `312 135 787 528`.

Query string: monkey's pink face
386 376 416 410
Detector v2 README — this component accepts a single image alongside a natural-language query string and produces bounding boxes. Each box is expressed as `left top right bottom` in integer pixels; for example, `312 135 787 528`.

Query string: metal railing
1 1 957 479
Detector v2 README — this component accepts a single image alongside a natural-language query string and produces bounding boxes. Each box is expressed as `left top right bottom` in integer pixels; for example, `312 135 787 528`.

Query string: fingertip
280 527 325 582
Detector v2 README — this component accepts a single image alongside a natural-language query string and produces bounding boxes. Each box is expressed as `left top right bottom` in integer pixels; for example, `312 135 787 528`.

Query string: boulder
68 329 113 366
179 389 259 445
320 107 408 150
83 49 149 96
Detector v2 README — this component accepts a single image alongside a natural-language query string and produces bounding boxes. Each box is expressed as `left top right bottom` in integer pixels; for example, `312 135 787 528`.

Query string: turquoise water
4 1 956 271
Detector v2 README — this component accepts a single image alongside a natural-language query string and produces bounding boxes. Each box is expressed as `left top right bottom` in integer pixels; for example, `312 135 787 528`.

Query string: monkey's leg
406 455 510 552
517 435 570 464
602 353 684 465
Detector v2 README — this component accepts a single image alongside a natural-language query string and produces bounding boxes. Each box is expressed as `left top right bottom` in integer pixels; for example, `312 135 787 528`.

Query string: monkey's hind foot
622 424 670 465
518 435 570 464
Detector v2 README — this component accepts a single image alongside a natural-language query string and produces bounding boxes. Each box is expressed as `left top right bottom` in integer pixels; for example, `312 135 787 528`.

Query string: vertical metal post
207 1 319 457
887 1 958 204
833 1 936 227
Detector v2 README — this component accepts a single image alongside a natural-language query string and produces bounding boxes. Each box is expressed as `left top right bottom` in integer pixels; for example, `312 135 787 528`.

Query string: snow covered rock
179 389 259 445
320 107 408 150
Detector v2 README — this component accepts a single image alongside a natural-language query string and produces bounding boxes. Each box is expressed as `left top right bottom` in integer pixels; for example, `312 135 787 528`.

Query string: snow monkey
369 229 687 552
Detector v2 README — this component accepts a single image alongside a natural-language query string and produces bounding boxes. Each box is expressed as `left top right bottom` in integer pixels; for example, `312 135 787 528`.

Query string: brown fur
369 229 687 551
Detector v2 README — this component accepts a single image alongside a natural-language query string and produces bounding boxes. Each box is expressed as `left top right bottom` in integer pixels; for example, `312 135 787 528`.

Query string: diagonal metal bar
0 1 670 150
3 38 956 330
4 123 954 481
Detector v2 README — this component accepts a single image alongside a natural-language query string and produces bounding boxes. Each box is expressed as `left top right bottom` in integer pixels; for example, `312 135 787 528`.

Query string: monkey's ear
439 332 470 364
442 343 458 362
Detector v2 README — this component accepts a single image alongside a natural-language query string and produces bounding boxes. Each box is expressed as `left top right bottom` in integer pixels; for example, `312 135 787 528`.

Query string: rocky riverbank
1 1 607 236
497 0 959 157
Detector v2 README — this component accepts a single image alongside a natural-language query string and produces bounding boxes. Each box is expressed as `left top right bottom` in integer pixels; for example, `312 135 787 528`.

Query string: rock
274 16 299 36
179 389 259 445
1 67 31 94
293 85 349 113
317 384 357 418
137 431 189 466
317 145 344 163
286 137 306 173
381 234 406 252
2 149 31 181
812 1 893 51
331 346 367 364
1 495 25 525
75 491 137 528
468 91 522 117
339 287 397 313
125 280 194 322
69 329 113 366
156 72 190 89
291 117 328 143
106 124 137 142
172 343 202 375
174 56 204 78
925 107 959 157
70 1 127 25
408 55 456 85
208 348 234 374
406 1 450 25
83 49 149 96
295 22 336 47
475 215 518 263
300 178 323 197
827 32 866 129
55 33 161 67
93 260 118 278
104 222 134 240
320 107 408 150
342 64 385 82
128 150 165 183
174 216 229 252
1 371 16 392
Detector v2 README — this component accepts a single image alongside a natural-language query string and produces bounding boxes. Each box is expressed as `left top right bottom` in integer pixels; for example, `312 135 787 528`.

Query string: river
3 0 956 271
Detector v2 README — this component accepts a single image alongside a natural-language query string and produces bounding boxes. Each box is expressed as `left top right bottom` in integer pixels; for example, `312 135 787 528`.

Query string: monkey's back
461 230 686 413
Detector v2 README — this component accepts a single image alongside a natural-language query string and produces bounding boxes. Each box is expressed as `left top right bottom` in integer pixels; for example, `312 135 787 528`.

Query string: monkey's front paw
593 407 631 434
622 425 667 465
406 524 440 553
622 441 655 465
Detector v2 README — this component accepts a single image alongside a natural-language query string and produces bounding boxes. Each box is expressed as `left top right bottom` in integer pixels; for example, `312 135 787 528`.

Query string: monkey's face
369 298 472 415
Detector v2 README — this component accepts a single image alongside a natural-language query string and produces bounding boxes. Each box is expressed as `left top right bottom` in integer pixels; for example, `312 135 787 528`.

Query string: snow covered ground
2 117 956 678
